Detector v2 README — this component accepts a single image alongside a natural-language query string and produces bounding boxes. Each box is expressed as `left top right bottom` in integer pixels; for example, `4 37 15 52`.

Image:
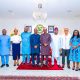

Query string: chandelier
33 0 46 4
33 10 47 20
33 1 47 20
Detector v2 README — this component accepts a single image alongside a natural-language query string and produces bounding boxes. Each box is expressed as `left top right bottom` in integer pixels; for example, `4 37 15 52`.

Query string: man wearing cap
21 26 31 64
51 27 62 67
40 27 51 67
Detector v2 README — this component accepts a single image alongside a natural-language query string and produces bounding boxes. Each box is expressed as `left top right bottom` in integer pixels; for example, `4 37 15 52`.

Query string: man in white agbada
51 27 62 67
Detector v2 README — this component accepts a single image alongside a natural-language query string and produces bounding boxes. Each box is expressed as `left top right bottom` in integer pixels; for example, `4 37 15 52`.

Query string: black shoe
32 64 35 67
36 64 39 67
17 64 19 66
52 65 54 67
62 64 64 68
72 67 75 70
75 69 78 71
1 64 5 68
14 64 16 66
75 67 79 71
67 66 70 69
58 65 61 68
6 64 9 67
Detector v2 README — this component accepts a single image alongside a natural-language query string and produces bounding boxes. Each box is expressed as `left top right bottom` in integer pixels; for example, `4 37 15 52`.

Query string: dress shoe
6 64 9 67
1 64 5 68
14 64 16 66
72 66 75 70
67 66 70 69
52 65 54 67
17 64 19 66
62 65 64 68
75 67 79 71
58 65 61 68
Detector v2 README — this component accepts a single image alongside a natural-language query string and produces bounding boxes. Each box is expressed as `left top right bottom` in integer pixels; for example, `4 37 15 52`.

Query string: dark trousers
41 55 48 65
32 53 40 65
62 49 70 66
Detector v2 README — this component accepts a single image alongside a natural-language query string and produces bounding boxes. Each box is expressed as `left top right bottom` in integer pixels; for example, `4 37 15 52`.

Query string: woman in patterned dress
69 30 80 71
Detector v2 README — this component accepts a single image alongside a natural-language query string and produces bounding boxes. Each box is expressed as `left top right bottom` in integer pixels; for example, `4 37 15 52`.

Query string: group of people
0 26 80 71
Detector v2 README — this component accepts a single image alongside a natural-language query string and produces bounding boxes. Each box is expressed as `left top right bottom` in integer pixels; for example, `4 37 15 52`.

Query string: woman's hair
71 30 80 39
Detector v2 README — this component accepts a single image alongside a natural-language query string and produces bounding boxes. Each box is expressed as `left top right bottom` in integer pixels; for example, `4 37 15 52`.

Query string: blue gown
0 35 10 56
69 36 80 62
30 34 40 54
21 32 31 54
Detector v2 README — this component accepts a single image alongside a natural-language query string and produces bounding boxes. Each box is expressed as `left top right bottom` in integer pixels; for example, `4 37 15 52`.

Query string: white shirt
51 34 62 57
11 35 21 43
61 34 71 49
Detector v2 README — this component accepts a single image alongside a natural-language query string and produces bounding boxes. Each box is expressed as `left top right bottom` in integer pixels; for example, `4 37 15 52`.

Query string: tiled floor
0 56 80 78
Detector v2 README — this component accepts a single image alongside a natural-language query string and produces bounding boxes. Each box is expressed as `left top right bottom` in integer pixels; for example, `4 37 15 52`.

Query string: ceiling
0 0 80 19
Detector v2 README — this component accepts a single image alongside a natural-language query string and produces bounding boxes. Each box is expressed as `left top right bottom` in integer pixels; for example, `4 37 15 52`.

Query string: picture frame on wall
25 26 32 33
48 25 54 33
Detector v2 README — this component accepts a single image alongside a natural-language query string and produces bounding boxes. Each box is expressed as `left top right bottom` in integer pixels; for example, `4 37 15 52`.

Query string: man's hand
59 48 62 52
44 43 48 47
79 44 80 46
34 45 38 48
72 46 77 49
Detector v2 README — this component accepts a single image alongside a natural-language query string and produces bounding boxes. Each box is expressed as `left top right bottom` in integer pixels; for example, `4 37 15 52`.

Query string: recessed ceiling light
8 10 14 15
8 10 13 13
67 10 72 13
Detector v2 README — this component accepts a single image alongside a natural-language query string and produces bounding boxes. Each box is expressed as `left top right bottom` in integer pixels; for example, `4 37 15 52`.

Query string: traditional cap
54 27 58 31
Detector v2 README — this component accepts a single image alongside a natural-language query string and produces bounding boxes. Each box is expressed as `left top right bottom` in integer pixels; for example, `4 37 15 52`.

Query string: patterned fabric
40 33 51 55
0 76 79 80
69 36 80 62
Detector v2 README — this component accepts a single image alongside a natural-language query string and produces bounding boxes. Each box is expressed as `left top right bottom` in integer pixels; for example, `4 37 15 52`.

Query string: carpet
0 76 79 80
17 58 63 70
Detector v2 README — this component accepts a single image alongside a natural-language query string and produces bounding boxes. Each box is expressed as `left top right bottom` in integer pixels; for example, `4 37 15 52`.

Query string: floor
0 56 80 78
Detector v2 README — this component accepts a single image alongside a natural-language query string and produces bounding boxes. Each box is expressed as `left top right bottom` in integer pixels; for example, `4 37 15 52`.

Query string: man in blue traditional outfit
30 28 40 66
21 26 31 64
0 29 10 67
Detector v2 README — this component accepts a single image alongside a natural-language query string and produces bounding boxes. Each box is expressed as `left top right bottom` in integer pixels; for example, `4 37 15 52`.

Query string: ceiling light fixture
33 0 47 20
33 0 46 4
33 10 47 20
8 10 14 15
